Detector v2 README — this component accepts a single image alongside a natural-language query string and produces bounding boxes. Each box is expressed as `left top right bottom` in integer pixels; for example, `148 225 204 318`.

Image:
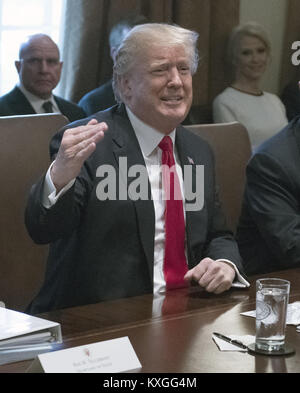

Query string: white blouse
213 87 288 150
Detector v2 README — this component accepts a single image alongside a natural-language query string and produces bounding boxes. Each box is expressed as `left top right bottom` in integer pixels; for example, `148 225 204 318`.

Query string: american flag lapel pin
187 156 194 165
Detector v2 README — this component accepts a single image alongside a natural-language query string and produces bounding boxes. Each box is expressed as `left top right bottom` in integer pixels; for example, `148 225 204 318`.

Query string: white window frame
0 0 65 95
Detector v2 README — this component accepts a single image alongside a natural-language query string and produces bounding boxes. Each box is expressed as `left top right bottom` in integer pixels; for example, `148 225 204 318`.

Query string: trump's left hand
184 257 235 294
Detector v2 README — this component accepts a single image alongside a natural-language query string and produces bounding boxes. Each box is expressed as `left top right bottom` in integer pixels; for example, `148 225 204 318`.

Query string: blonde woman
213 22 288 150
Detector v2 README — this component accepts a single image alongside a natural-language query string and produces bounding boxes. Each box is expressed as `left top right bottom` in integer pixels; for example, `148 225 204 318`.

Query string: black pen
213 332 248 350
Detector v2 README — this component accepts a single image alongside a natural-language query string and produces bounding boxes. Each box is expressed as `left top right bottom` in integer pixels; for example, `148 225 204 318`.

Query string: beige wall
240 0 288 94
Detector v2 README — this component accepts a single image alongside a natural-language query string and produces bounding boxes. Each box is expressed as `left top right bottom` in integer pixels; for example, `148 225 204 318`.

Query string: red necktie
158 136 188 290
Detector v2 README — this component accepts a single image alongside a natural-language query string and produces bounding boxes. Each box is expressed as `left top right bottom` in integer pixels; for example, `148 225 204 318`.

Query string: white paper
0 307 62 347
0 332 53 349
30 336 142 373
212 334 255 352
241 301 300 326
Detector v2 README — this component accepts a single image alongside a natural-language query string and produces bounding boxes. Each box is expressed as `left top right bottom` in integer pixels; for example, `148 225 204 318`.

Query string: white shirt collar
17 83 59 113
126 106 176 157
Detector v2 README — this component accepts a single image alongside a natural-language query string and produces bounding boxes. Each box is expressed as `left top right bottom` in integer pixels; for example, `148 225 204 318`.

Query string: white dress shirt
17 83 61 114
126 108 185 295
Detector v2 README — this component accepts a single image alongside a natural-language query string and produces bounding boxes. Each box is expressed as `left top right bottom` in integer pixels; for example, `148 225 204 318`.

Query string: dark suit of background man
281 80 300 122
0 33 86 122
236 117 300 275
78 15 147 116
25 23 248 314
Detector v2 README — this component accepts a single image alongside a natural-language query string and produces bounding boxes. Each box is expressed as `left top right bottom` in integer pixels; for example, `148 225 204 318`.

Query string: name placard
27 336 141 373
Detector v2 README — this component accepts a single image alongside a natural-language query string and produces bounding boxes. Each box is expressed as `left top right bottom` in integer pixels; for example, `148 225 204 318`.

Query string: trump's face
122 44 193 134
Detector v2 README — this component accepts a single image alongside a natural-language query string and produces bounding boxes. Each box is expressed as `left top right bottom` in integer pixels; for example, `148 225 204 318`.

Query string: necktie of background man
42 101 53 113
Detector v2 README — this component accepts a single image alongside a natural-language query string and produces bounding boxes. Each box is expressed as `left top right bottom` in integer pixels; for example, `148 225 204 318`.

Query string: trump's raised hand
51 119 108 192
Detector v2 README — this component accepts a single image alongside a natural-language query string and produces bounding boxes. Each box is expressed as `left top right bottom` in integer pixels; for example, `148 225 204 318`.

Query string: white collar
17 83 55 104
126 106 176 157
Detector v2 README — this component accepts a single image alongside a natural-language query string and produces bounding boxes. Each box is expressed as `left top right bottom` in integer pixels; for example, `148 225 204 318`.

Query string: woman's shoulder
214 87 234 99
213 86 243 102
213 87 247 109
263 91 282 101
262 91 287 109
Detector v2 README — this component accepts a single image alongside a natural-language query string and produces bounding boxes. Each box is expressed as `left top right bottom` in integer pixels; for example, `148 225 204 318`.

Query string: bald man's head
15 34 63 99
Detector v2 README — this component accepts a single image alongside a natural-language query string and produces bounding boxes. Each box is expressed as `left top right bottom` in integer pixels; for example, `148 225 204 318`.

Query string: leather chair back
0 114 68 311
186 122 251 233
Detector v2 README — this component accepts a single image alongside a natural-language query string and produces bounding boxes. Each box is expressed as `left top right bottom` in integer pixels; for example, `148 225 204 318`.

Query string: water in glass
256 279 290 351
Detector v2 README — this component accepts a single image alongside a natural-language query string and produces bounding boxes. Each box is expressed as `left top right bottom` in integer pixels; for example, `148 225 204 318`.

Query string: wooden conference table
1 268 300 373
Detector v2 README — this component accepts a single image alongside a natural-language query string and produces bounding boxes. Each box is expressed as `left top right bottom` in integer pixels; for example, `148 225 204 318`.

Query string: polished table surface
1 268 300 373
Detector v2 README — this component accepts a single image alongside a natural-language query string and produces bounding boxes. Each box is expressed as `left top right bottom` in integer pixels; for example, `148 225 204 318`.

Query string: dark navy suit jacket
0 86 86 122
78 79 116 116
237 117 300 275
281 81 300 122
25 104 245 313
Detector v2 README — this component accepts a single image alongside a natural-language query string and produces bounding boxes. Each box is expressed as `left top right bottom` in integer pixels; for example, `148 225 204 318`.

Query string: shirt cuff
216 259 250 288
42 161 76 208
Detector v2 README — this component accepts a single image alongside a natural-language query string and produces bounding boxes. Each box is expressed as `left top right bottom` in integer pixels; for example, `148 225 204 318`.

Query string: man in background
237 116 300 275
281 79 300 121
78 15 147 115
0 34 86 122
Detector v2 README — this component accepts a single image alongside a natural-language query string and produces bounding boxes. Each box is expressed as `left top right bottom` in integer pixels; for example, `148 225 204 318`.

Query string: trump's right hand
50 119 108 192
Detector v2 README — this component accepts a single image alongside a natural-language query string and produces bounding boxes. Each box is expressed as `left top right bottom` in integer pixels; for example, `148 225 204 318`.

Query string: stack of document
0 307 62 365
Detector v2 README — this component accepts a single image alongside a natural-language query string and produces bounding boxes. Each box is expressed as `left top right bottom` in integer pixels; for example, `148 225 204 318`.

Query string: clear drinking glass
255 278 290 352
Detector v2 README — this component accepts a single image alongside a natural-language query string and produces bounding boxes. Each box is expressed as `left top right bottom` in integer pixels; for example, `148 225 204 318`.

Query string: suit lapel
175 126 205 267
110 106 155 280
11 87 36 114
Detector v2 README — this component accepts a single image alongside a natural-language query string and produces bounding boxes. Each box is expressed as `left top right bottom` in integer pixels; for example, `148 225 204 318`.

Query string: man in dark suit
25 23 248 314
78 79 116 116
236 117 300 275
281 80 300 121
0 34 86 122
78 16 147 115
